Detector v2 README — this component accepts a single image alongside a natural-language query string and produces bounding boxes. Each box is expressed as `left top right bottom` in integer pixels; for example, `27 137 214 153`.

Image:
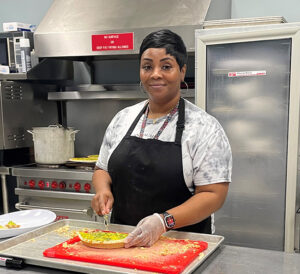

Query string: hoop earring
181 81 188 94
139 81 147 94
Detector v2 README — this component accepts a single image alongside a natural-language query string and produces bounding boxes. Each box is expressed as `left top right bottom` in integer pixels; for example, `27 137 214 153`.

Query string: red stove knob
51 181 58 189
59 181 66 190
38 180 45 189
74 182 81 192
84 183 91 193
29 179 35 188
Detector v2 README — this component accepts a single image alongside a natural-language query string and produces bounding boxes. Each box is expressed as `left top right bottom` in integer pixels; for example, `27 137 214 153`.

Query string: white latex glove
124 213 166 248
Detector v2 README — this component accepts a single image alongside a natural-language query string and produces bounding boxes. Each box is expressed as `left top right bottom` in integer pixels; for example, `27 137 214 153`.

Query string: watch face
165 214 175 228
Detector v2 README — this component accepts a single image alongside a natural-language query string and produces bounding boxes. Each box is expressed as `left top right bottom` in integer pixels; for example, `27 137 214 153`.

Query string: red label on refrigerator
228 70 267 77
92 32 134 51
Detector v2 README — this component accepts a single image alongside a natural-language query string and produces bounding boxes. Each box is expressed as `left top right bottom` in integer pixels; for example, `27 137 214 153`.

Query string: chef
92 29 232 248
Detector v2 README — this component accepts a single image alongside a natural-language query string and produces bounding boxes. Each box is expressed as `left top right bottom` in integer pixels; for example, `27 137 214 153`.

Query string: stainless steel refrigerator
195 22 300 252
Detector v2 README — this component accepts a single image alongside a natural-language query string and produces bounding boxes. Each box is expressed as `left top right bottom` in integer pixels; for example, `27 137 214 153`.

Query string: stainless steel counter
1 245 300 274
197 245 300 274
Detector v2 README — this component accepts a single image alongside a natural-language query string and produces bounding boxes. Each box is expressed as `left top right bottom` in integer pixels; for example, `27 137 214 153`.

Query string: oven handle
15 202 94 216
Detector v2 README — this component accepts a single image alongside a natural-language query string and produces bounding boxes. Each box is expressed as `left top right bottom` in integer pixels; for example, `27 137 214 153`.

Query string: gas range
11 164 99 221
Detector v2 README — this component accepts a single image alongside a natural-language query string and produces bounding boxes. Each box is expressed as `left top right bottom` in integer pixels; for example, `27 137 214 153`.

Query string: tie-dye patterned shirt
96 99 232 192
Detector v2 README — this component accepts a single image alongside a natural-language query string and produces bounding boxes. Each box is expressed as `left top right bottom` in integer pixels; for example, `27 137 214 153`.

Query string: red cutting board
43 231 208 274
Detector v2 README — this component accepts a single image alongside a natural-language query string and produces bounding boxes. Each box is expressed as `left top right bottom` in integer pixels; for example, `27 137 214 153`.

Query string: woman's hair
139 29 187 69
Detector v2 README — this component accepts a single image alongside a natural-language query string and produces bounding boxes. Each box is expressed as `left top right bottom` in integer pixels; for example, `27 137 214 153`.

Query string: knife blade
103 214 109 231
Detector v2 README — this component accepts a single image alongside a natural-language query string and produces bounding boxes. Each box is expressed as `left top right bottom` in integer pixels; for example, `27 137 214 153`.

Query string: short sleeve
193 127 232 186
95 115 118 171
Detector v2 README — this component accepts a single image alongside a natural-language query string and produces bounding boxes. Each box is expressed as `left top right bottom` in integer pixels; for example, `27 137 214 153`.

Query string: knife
93 209 110 230
103 214 109 231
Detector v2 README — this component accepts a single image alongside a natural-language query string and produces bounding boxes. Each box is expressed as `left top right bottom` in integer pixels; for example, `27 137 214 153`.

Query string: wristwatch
161 212 175 230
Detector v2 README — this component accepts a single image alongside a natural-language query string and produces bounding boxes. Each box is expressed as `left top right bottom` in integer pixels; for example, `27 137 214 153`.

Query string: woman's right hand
92 189 114 216
91 168 114 216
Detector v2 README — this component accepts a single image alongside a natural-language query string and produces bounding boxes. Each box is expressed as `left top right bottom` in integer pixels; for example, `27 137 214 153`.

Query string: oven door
15 188 101 222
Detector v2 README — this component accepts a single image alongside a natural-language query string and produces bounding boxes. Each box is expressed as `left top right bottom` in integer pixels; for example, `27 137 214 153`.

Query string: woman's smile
149 83 166 89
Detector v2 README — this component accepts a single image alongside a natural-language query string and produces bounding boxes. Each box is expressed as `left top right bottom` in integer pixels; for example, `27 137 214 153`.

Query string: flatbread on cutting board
77 231 128 249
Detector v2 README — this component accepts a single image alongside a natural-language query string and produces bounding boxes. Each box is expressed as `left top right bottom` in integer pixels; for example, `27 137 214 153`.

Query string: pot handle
27 130 35 141
70 130 80 136
69 130 80 140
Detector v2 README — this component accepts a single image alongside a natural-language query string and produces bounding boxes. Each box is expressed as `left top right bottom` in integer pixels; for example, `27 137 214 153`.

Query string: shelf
0 59 73 81
0 73 28 80
48 89 195 101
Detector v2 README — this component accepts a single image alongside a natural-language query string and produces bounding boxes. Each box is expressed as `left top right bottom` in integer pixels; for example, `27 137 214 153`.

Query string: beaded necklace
139 101 179 139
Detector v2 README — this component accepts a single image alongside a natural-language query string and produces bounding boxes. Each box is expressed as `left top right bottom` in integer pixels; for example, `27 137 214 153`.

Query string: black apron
107 98 211 233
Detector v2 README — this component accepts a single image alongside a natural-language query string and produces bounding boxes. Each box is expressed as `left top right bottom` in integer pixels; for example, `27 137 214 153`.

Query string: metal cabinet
196 23 300 252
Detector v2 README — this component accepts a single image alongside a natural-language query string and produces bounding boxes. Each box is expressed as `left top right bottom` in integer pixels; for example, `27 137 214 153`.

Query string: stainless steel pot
27 125 79 164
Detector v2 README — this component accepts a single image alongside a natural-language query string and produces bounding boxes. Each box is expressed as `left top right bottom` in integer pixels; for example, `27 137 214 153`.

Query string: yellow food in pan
87 155 98 159
69 154 98 162
69 157 97 163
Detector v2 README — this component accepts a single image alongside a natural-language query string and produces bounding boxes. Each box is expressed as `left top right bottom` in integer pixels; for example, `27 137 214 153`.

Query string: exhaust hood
34 0 231 58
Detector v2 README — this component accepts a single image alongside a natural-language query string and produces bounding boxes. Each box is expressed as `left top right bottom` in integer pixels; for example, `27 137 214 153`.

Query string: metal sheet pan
0 219 224 274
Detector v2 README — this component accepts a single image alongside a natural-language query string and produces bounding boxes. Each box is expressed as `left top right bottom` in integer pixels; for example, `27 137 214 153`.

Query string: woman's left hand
124 214 166 248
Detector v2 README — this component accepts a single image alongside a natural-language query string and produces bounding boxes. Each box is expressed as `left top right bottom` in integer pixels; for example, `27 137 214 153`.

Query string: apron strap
175 97 185 145
125 103 148 137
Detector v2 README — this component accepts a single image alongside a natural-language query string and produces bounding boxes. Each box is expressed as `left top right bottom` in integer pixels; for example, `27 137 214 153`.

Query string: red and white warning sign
92 32 134 51
228 70 267 78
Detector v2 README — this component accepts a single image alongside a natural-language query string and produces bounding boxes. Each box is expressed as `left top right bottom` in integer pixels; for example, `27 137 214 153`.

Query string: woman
92 29 232 248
